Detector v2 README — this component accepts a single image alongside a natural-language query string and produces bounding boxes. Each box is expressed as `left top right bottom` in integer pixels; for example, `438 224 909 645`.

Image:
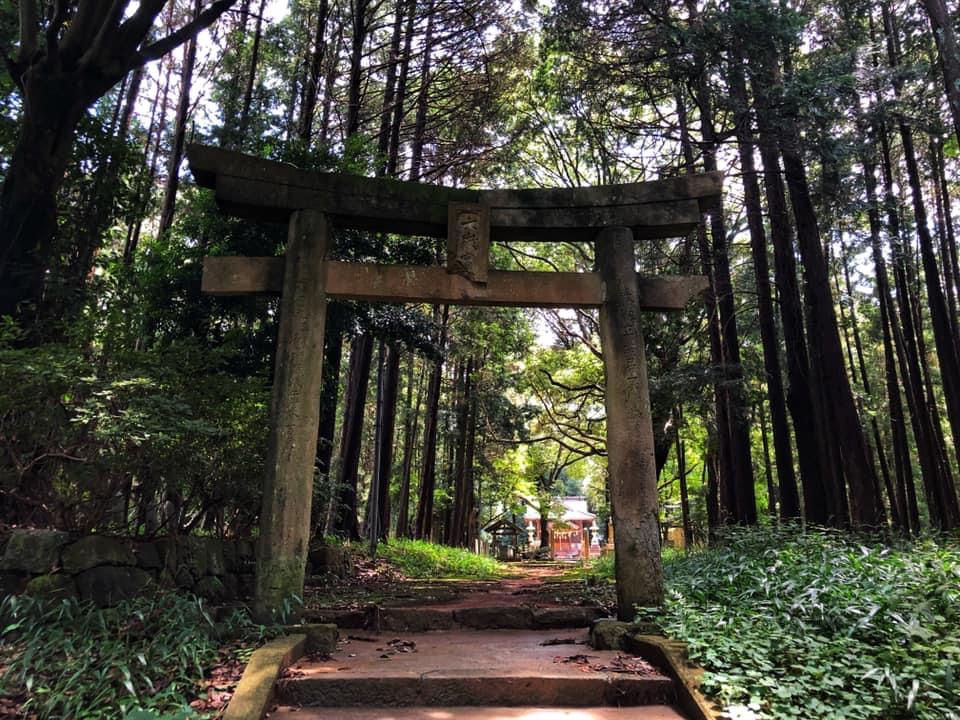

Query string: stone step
304 604 605 632
276 629 676 709
272 705 689 719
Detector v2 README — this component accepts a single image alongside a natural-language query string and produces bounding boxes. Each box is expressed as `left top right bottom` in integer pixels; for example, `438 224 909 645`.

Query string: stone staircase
270 622 689 719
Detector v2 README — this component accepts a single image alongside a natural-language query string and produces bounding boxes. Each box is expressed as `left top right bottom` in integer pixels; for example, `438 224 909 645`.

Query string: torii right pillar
596 226 663 620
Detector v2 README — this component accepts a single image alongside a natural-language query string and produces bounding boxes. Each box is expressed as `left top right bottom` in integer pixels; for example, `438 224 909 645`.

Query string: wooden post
254 210 329 621
596 226 664 619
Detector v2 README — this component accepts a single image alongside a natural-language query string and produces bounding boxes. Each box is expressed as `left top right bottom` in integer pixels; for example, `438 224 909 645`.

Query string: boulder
24 574 77 601
61 536 135 573
75 566 153 607
0 529 69 574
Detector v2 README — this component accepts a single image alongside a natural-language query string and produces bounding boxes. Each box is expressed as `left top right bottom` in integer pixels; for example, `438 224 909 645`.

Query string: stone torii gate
187 145 721 621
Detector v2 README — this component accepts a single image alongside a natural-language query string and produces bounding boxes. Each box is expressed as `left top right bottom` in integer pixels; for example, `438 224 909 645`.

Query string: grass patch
0 591 279 719
377 538 507 579
635 526 960 720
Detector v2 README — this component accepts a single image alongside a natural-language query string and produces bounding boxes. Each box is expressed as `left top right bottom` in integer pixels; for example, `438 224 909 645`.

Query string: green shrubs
0 591 273 719
638 527 960 720
377 539 507 579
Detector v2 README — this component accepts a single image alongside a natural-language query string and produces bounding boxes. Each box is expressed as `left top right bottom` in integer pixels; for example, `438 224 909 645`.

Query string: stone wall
0 529 255 607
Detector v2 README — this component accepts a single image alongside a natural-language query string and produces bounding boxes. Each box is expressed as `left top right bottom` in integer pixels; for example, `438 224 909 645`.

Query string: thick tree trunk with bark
0 0 237 321
728 54 800 520
749 52 833 525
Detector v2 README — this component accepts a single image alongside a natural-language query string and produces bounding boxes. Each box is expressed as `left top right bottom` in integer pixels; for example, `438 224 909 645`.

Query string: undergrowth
0 591 279 719
634 526 960 720
377 538 507 579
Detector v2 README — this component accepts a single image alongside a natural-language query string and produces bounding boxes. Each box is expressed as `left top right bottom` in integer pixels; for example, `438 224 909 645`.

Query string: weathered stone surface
589 619 633 650
194 576 228 602
308 546 354 578
223 634 306 720
532 606 603 629
286 623 338 654
203 257 708 312
134 542 162 570
62 536 135 573
254 210 329 622
304 607 369 629
453 606 533 629
0 529 68 574
24 573 77 601
380 608 455 633
75 566 154 607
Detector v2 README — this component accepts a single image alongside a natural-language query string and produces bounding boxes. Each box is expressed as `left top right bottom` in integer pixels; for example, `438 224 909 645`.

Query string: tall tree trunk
748 47 834 526
346 0 372 137
686 0 756 525
157 0 202 240
329 334 374 539
395 354 424 538
377 0 406 172
366 341 400 544
387 0 418 176
728 53 800 519
414 305 448 540
676 87 735 524
885 4 960 528
297 0 331 143
921 0 960 143
675 406 693 545
315 304 344 534
450 357 475 547
408 0 435 181
877 99 953 531
238 0 268 140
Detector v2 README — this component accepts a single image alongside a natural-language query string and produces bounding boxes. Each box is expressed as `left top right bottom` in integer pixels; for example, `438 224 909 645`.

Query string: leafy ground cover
632 527 960 720
375 538 508 579
0 592 280 719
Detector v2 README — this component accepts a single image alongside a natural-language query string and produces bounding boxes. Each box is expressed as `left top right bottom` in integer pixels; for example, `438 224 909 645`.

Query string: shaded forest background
2 0 960 545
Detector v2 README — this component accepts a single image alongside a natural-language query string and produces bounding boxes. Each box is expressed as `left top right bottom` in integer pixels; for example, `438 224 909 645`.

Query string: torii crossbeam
187 144 719 620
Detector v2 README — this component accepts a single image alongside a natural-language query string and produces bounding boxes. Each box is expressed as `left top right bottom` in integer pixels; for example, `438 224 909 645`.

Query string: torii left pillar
254 209 329 621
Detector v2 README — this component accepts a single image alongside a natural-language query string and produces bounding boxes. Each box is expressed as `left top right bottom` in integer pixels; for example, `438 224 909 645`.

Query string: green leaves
636 527 960 719
1 593 282 719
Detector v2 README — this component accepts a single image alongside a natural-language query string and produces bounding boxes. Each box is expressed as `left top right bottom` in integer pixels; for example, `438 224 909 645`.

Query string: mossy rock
24 573 77 601
0 529 69 574
62 536 135 573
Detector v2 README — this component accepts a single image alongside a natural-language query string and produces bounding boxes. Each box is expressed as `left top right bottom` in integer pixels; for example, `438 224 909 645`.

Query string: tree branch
136 0 237 65
17 0 38 65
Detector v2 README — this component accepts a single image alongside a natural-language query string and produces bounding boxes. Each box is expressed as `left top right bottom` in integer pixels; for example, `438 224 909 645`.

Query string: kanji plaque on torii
186 144 720 620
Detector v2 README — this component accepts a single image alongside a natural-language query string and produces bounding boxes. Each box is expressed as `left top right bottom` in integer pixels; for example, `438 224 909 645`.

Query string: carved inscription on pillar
447 202 490 283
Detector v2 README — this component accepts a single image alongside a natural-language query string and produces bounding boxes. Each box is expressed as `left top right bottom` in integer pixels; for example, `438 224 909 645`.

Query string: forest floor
303 558 618 618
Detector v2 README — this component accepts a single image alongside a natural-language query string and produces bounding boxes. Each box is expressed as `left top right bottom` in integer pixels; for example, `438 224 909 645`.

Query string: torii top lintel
186 144 722 243
188 145 719 310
